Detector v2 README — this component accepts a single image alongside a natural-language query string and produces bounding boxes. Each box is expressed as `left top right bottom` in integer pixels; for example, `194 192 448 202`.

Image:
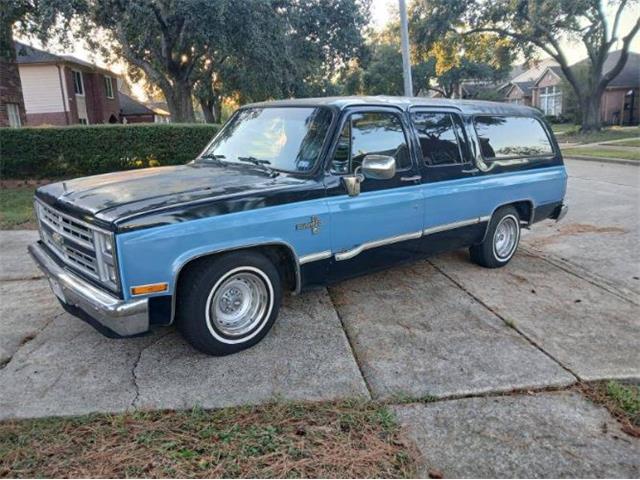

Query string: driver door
324 107 424 281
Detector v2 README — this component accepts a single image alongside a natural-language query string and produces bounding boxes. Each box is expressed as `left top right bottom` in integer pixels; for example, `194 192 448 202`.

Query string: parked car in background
29 96 568 355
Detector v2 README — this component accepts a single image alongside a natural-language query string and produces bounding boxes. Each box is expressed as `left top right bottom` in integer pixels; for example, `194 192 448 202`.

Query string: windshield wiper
237 156 279 176
198 153 226 163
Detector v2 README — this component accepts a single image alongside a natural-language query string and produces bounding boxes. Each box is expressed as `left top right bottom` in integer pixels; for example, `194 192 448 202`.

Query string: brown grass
0 400 418 478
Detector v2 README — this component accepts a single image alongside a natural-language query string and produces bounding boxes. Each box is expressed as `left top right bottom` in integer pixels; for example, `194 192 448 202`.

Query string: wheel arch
480 199 535 243
170 241 301 325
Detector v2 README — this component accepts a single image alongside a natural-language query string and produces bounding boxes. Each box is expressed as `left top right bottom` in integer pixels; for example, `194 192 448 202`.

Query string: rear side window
411 112 468 165
474 116 553 160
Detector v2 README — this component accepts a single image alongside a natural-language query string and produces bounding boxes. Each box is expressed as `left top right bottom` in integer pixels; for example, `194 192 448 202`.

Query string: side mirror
361 154 396 180
341 154 397 197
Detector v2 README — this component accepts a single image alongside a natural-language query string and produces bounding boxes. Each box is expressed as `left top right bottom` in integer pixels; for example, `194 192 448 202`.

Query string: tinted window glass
201 107 333 173
412 112 467 165
474 116 553 159
331 112 410 174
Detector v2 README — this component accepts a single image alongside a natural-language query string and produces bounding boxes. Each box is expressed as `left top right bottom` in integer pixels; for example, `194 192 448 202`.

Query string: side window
331 112 411 174
411 112 468 166
474 116 553 160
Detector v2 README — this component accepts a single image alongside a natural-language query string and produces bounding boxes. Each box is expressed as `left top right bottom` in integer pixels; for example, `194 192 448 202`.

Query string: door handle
400 175 422 182
461 168 479 174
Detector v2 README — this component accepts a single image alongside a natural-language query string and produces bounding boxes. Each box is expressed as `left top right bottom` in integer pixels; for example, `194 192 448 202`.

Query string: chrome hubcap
209 272 268 336
493 215 519 260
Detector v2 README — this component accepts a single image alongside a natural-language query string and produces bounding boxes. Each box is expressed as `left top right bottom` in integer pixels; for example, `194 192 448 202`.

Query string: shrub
0 123 220 179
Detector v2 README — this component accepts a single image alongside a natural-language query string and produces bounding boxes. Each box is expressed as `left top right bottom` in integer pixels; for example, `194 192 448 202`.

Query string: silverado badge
296 216 321 235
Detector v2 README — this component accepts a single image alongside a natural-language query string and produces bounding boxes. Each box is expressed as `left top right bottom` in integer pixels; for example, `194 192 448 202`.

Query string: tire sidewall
178 251 282 355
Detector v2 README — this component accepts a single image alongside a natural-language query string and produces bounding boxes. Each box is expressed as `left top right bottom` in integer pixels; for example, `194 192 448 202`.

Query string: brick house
14 42 121 126
0 44 27 127
119 92 171 123
523 51 639 124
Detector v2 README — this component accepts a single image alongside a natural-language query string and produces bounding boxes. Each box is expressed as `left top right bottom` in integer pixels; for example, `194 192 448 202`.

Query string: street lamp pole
399 0 413 97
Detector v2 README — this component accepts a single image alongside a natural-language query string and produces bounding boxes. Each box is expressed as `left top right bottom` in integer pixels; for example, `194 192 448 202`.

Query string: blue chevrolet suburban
29 96 568 355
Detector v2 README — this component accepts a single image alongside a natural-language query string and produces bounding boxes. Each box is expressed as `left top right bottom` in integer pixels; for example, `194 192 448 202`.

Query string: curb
563 155 639 166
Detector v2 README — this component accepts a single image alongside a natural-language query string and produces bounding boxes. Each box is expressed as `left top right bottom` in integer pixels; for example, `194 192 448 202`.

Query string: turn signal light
131 283 168 296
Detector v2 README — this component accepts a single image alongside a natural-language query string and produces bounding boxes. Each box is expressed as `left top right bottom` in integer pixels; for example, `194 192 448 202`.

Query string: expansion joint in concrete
326 288 374 400
428 260 582 382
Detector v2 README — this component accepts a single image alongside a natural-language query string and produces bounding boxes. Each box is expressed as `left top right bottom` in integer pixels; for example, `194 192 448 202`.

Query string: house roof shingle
571 50 640 88
15 41 117 77
118 92 155 116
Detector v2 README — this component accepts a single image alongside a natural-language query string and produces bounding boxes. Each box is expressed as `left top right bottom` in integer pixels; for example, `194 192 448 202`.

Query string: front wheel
177 251 282 356
470 206 521 268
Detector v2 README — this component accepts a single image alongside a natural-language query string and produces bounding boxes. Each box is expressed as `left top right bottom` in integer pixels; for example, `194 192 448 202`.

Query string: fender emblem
296 216 321 235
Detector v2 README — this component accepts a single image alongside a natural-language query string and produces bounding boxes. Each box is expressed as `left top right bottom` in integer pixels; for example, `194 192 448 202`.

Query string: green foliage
0 124 220 179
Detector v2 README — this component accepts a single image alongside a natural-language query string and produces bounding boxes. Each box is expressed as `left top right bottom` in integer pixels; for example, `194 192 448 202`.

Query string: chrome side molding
302 215 493 264
423 216 490 236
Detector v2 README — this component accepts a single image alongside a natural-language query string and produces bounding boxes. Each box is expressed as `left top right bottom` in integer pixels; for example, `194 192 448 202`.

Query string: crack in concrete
326 287 374 400
0 310 65 371
428 260 582 382
0 276 45 283
521 246 639 306
130 329 173 409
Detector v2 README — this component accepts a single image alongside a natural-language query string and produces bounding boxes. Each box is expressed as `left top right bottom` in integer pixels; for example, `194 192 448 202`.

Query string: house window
6 103 22 127
539 86 562 116
73 70 84 95
104 76 114 99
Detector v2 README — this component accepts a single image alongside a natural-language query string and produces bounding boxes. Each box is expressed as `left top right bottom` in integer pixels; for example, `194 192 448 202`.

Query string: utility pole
399 0 413 97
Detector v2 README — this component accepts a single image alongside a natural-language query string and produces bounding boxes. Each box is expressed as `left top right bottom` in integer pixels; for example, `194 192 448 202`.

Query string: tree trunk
580 91 603 133
199 98 216 123
199 96 222 123
165 81 195 123
0 20 27 127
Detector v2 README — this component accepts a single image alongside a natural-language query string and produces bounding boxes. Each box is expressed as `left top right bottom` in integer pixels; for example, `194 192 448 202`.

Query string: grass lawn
562 147 640 161
0 186 37 230
0 400 417 478
614 138 640 147
551 123 580 135
558 126 640 145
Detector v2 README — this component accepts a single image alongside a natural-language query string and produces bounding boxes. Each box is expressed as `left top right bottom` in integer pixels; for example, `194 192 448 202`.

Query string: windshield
199 107 333 173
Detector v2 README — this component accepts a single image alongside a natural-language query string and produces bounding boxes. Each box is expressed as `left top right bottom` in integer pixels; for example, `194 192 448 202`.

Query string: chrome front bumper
28 242 149 337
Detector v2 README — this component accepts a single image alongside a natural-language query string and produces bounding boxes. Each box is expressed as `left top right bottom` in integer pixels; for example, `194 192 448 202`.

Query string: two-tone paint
34 96 568 329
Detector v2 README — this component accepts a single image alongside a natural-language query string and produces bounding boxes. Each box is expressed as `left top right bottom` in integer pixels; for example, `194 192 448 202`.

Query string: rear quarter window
474 116 554 160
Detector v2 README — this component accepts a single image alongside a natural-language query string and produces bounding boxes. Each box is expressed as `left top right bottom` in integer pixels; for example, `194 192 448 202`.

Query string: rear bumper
28 242 149 337
552 203 569 222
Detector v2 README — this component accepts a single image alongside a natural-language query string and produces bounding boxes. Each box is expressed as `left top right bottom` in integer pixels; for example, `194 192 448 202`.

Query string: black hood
36 163 323 231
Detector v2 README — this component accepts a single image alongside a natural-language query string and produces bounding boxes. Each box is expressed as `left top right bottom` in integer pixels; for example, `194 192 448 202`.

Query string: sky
18 0 640 101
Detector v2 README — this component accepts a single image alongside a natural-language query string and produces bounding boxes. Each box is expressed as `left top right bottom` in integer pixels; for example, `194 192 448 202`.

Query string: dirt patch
0 400 418 478
531 223 627 247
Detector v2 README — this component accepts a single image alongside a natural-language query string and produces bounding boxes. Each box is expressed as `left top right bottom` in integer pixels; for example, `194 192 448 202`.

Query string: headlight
95 231 119 290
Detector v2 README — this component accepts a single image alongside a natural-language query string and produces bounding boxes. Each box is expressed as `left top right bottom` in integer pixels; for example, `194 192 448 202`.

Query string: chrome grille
35 201 114 287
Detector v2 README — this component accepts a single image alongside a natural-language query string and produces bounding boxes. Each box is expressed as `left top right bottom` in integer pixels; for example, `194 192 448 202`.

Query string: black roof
245 96 540 116
118 92 155 116
512 80 535 96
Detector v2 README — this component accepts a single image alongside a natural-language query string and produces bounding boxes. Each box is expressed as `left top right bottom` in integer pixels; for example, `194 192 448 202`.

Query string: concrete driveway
1 159 638 476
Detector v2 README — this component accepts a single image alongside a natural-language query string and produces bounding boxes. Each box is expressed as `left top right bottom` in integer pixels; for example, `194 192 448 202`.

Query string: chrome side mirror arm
342 166 365 197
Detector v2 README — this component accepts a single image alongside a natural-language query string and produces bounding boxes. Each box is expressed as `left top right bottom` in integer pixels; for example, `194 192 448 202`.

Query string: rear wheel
177 251 282 355
470 206 521 268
